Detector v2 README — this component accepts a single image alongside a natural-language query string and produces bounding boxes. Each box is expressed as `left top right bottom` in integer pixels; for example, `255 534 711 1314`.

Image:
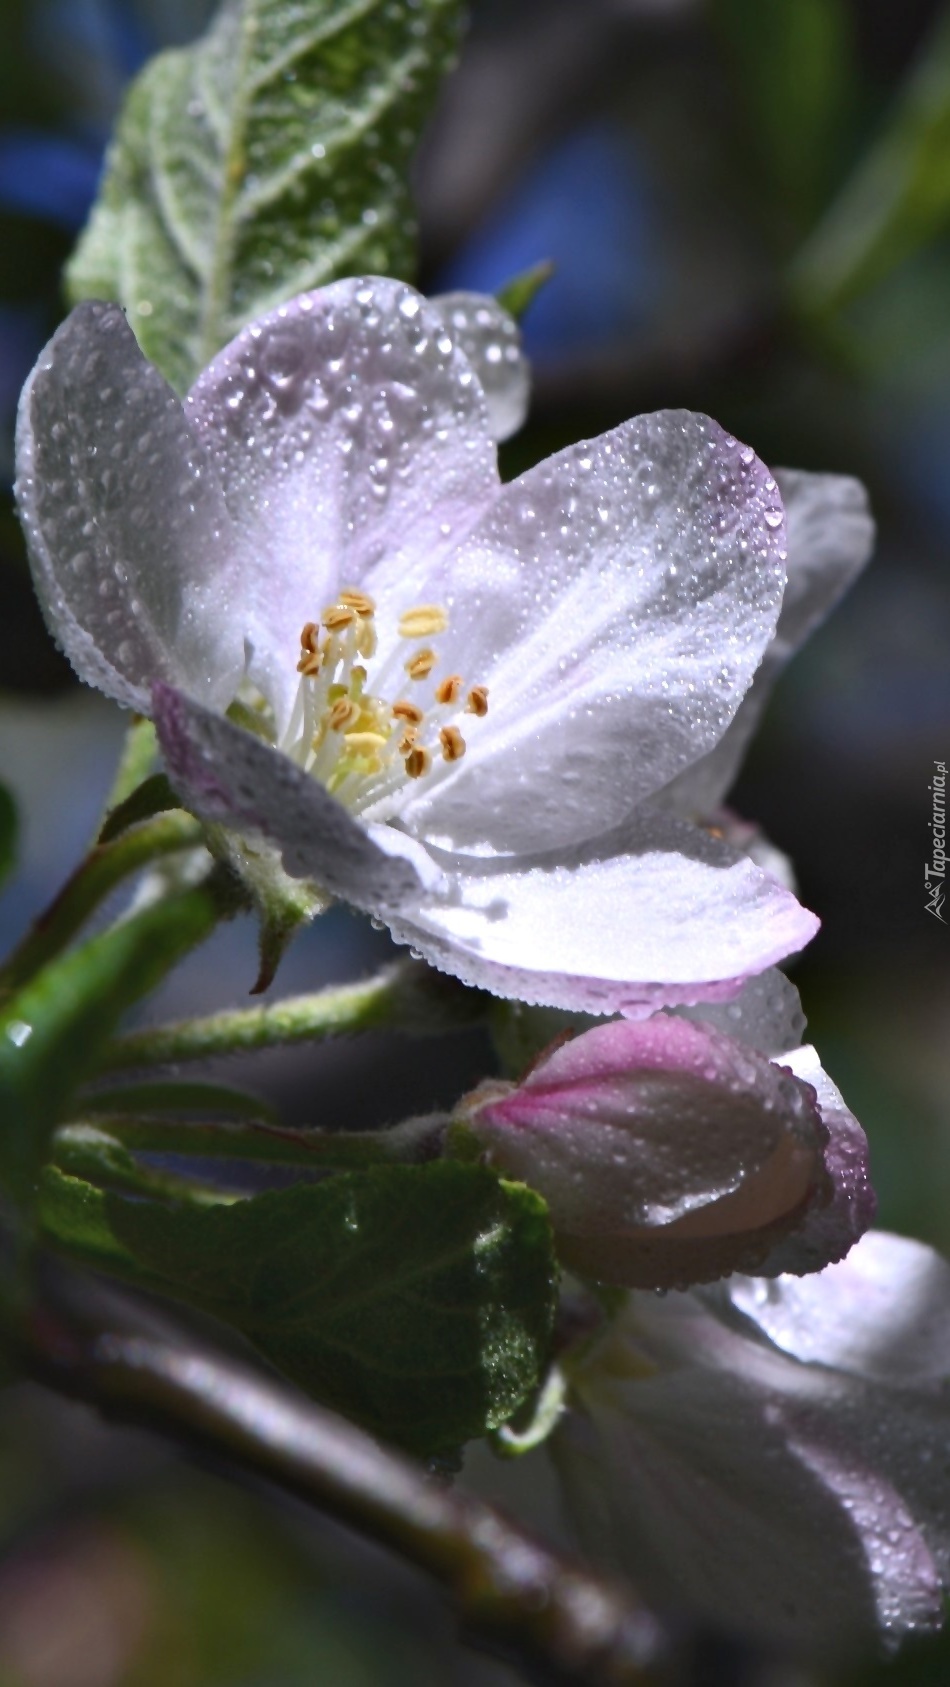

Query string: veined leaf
40 1160 557 1453
67 0 463 393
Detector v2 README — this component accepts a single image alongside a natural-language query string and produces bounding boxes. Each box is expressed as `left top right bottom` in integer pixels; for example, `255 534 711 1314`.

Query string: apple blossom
656 466 874 821
458 969 873 1287
16 276 821 1013
552 1230 950 1658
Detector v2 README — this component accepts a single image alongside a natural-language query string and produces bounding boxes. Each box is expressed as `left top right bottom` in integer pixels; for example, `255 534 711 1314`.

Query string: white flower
553 1230 950 1657
16 276 843 1012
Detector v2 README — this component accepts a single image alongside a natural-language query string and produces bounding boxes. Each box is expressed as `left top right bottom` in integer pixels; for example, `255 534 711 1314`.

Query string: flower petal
674 967 807 1055
465 1014 828 1289
184 278 501 730
152 683 426 912
655 469 874 818
555 1284 945 1654
430 291 529 441
391 808 819 1013
15 301 242 712
755 1043 876 1275
397 411 787 855
728 1230 950 1385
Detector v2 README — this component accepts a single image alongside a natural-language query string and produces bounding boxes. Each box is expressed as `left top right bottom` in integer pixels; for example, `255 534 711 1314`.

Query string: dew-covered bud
457 1015 832 1290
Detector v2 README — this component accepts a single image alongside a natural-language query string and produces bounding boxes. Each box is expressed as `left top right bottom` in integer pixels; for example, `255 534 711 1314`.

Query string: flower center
280 588 489 817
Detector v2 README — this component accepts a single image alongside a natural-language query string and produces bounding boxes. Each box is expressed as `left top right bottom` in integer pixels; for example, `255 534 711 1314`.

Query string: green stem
98 961 489 1073
64 1111 443 1169
0 812 204 1000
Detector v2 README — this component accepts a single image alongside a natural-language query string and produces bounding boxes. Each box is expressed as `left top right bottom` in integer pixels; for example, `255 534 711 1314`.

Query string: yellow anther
296 651 322 676
338 588 376 617
406 648 437 681
439 725 466 762
398 604 449 639
329 698 360 731
466 685 489 717
435 674 463 706
300 621 321 654
392 699 425 725
405 746 432 779
322 605 357 631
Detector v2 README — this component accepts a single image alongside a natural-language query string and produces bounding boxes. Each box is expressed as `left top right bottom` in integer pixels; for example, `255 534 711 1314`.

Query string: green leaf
0 886 219 1208
40 1161 557 1453
792 9 950 315
67 0 464 393
52 1124 229 1205
98 774 181 844
495 260 555 322
101 718 158 816
713 0 856 239
0 781 17 891
83 1078 277 1124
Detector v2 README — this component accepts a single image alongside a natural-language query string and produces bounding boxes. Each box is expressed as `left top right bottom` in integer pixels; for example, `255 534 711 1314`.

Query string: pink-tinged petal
152 683 425 913
15 302 243 712
555 1284 946 1655
772 469 875 656
756 1044 876 1275
397 411 787 855
674 968 807 1056
430 291 529 441
728 1231 950 1385
391 808 819 1014
463 1015 828 1289
185 278 501 730
656 469 874 819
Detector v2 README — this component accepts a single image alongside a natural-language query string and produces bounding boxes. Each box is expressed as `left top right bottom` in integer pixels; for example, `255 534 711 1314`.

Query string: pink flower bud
459 1015 833 1289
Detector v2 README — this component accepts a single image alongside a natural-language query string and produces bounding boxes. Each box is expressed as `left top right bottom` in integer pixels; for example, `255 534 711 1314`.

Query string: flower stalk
0 810 204 1000
95 960 490 1073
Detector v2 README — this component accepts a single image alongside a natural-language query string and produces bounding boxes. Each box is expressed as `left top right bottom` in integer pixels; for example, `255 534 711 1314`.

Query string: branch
12 1262 673 1687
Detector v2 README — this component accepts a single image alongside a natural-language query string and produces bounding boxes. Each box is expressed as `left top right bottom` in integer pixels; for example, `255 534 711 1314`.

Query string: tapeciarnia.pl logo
926 760 947 923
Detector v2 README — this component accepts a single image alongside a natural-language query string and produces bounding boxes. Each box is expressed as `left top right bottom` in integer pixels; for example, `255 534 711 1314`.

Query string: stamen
434 674 463 706
406 648 437 681
329 698 361 731
405 746 432 779
287 591 487 815
439 725 466 762
392 700 425 725
338 589 376 617
323 605 357 631
398 605 449 639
